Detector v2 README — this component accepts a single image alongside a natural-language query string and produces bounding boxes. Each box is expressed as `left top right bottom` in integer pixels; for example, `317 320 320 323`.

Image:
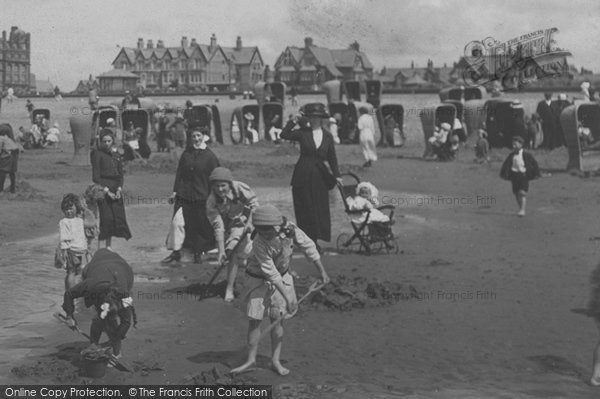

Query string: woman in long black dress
168 130 220 263
280 103 341 252
92 129 132 249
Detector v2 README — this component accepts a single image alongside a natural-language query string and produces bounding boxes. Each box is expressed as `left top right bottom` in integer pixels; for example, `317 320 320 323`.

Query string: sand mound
308 275 421 311
11 357 81 383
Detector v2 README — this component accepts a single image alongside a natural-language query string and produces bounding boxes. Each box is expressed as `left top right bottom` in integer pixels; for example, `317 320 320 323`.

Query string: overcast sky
1 0 598 90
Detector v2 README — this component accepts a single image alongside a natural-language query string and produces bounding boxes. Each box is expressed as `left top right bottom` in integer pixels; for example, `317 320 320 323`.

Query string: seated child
428 122 451 148
231 204 330 376
268 115 283 144
206 167 259 302
57 193 89 290
346 181 390 225
475 129 490 163
579 123 595 149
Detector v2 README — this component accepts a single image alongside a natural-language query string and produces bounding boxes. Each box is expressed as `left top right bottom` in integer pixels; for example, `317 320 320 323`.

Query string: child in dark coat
499 136 540 216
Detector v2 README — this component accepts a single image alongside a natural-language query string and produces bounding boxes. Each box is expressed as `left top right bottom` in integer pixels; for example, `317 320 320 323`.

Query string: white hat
329 117 337 123
244 112 254 121
558 93 567 100
106 118 115 124
510 101 523 109
440 122 451 131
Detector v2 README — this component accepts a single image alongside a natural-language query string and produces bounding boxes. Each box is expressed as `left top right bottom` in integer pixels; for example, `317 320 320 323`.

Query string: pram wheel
384 238 400 254
336 232 361 254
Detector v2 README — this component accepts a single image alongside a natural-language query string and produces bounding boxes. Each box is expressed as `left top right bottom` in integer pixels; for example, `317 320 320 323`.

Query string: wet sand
2 130 600 397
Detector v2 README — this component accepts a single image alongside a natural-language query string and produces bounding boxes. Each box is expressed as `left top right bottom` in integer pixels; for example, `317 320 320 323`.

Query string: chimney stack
191 38 197 46
137 38 144 49
181 36 188 47
236 36 242 50
157 40 164 48
210 33 217 50
304 37 313 48
147 40 154 49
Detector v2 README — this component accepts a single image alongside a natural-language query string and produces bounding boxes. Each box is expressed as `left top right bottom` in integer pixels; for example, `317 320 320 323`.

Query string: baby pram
336 172 399 254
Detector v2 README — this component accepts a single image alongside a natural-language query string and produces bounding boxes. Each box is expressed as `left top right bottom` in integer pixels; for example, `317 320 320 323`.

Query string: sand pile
11 357 81 383
308 275 421 311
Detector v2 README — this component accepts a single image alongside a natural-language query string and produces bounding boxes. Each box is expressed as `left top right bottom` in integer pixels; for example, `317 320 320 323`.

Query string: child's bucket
82 357 109 378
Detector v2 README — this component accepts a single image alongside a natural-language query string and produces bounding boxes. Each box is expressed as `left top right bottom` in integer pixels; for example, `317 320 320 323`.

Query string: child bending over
206 167 259 302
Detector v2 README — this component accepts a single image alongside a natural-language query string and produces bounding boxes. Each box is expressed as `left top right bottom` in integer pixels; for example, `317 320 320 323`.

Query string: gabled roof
111 47 137 65
97 69 140 79
153 48 167 59
35 80 54 93
222 46 262 65
304 46 342 76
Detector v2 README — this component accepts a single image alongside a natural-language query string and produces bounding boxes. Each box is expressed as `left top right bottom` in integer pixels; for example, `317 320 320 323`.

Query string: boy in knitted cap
500 136 540 216
206 167 259 302
231 204 330 376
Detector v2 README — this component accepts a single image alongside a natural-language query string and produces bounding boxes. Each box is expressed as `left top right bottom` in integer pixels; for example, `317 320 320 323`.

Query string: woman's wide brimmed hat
303 102 328 118
253 204 283 226
244 112 255 121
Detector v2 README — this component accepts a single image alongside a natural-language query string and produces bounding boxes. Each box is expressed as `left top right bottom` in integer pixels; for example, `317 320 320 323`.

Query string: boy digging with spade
231 204 330 376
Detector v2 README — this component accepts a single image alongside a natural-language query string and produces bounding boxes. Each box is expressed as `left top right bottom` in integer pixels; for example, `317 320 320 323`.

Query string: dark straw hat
302 103 328 118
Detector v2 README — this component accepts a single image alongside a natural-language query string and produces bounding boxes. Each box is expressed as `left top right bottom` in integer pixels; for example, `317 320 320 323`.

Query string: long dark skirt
0 153 12 172
181 198 215 253
97 197 132 240
292 182 331 243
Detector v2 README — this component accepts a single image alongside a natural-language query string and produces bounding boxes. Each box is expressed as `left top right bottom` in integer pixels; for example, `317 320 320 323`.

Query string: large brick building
273 38 374 89
0 26 31 94
111 34 263 91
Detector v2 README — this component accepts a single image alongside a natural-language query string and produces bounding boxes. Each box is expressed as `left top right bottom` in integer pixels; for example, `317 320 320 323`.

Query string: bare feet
230 360 255 374
591 376 600 387
517 209 526 217
272 361 290 376
224 289 234 302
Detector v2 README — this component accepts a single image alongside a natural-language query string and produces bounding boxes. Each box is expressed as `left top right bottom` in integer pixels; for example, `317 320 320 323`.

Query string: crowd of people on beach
51 102 340 375
3 80 600 383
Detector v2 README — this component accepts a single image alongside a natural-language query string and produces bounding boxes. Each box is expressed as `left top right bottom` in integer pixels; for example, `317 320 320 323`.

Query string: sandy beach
1 94 600 398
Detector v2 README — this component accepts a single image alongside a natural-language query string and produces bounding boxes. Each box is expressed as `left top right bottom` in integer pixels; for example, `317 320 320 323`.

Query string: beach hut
229 104 260 145
70 115 93 166
365 80 382 108
420 103 457 158
255 82 286 142
560 102 600 172
377 104 404 147
463 99 487 139
344 80 361 102
322 80 343 104
439 86 486 102
485 99 526 149
31 108 50 124
91 105 120 147
122 108 152 158
189 103 223 144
